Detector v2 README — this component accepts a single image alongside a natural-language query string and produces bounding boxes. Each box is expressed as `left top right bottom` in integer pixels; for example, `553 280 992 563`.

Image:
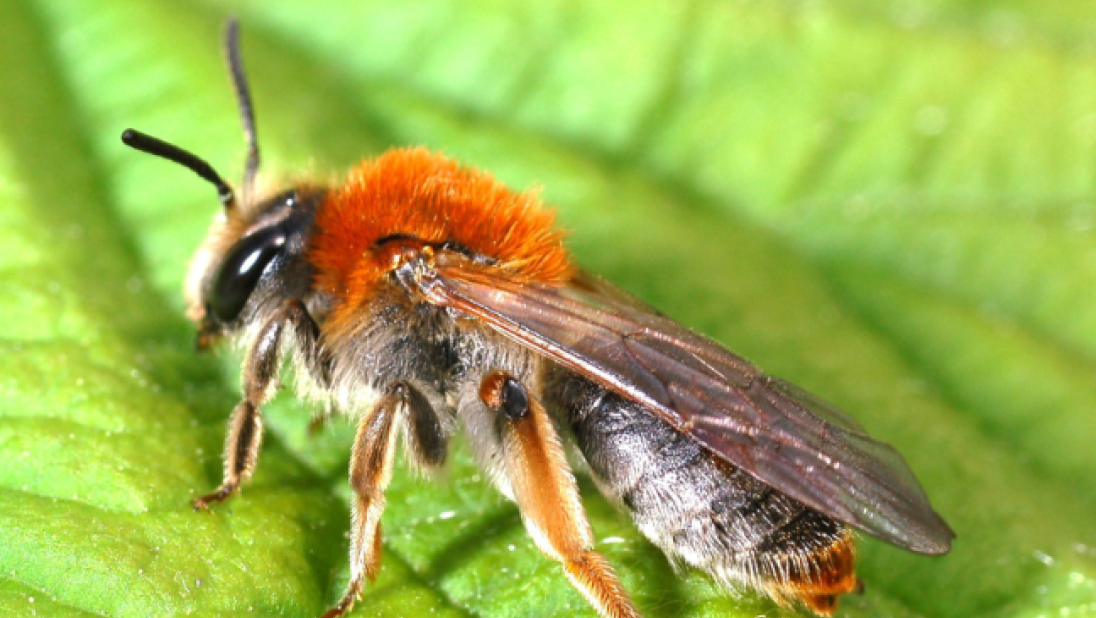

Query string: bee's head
121 130 323 348
121 20 320 349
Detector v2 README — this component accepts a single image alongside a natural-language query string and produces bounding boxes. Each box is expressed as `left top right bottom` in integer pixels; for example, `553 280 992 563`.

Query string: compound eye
208 226 286 323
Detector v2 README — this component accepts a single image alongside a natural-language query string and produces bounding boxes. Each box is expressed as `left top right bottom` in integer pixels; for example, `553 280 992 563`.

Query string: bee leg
480 371 641 618
299 301 332 438
324 382 437 618
193 300 315 510
287 298 330 388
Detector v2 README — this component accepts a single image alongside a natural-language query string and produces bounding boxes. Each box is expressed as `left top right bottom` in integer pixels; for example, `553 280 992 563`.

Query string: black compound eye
208 226 287 323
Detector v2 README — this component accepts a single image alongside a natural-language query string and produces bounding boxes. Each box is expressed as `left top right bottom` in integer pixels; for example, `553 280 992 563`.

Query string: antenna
121 128 237 211
224 19 260 203
121 19 263 213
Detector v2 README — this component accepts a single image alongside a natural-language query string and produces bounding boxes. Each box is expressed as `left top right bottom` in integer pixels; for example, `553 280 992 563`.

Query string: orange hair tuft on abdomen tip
309 148 572 307
766 530 860 616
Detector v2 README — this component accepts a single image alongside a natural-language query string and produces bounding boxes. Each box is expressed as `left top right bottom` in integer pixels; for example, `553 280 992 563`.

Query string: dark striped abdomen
547 370 858 613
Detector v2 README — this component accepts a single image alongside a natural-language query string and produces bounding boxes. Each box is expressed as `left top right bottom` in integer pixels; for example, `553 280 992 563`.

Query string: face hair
120 128 237 211
223 18 260 202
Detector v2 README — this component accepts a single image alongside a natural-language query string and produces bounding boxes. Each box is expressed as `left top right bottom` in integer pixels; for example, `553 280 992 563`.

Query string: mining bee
121 20 952 618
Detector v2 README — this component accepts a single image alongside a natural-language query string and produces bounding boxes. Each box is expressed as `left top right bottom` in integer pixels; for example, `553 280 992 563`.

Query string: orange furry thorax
309 148 572 306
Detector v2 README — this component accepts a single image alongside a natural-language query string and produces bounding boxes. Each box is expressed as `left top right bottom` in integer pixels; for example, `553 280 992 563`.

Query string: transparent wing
416 260 954 554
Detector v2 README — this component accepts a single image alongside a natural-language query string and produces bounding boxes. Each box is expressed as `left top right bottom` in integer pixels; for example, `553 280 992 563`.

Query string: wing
414 257 954 554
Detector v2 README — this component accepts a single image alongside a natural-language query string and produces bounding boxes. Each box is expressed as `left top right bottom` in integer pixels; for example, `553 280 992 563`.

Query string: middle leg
322 381 442 618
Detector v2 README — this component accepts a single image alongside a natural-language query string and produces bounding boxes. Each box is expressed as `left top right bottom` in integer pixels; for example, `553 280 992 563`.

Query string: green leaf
2 0 1094 617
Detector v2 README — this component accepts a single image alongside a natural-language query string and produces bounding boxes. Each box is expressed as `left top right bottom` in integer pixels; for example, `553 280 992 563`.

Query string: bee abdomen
548 371 858 613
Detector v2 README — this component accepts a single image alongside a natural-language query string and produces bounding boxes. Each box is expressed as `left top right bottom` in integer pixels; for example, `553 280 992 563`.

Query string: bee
122 20 953 618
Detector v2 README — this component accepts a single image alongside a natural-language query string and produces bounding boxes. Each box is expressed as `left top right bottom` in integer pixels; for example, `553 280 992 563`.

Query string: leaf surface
1 1 1094 617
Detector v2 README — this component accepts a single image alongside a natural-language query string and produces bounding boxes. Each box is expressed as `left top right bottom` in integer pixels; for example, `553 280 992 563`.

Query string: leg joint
480 371 530 420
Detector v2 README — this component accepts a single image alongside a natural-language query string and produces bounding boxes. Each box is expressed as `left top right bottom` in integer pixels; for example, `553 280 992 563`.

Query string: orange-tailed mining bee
121 21 953 618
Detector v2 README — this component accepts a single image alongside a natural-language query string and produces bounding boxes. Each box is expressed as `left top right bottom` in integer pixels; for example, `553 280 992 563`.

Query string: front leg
193 299 319 510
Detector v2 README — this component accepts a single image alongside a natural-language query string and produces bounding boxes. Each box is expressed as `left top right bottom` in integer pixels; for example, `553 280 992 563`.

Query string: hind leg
480 371 641 618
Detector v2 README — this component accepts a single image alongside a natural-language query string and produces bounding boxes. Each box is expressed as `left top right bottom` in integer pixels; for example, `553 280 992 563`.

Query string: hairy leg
322 382 442 618
193 300 320 509
480 371 641 618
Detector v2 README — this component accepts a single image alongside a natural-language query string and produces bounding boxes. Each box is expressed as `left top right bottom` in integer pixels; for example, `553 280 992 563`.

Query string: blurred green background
1 0 1095 616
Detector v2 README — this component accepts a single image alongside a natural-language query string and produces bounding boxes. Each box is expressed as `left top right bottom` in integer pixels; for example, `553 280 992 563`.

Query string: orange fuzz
311 148 571 325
